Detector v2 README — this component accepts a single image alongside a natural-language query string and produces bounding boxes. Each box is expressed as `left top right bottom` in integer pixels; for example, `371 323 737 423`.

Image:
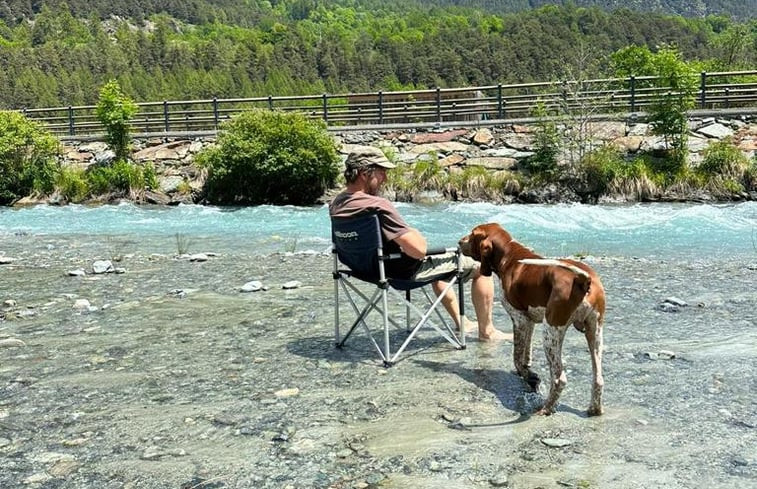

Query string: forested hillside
0 1 755 109
1 0 755 26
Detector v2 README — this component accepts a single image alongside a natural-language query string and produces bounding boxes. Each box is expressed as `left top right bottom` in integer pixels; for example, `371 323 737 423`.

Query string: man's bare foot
456 317 478 333
478 328 513 342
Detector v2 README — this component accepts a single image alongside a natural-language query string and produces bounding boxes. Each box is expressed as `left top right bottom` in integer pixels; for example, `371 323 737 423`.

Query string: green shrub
87 159 146 195
197 109 339 205
142 162 159 190
609 156 665 200
698 137 749 180
0 110 60 204
448 166 520 200
575 145 624 201
95 80 138 162
56 166 89 203
412 154 447 190
524 103 560 180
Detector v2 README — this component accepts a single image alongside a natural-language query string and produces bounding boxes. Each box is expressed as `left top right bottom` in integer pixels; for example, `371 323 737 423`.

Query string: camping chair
331 213 467 366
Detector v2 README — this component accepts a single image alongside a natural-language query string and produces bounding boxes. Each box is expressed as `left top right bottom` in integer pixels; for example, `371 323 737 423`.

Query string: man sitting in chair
329 145 508 342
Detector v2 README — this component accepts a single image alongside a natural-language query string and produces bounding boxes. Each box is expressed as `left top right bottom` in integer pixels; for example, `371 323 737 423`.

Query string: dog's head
458 223 511 277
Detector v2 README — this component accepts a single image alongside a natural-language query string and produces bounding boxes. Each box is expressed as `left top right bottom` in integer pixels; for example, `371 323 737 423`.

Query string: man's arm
394 229 427 259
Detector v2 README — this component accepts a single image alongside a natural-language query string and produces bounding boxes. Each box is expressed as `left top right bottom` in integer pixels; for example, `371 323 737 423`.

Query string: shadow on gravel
414 359 596 419
286 332 466 365
413 359 525 412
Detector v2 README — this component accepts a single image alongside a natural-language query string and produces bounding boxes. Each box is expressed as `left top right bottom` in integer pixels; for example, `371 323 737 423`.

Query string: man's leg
470 271 506 341
431 280 470 331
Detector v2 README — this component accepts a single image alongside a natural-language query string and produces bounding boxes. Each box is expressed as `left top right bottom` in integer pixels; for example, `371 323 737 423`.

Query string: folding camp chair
331 213 467 366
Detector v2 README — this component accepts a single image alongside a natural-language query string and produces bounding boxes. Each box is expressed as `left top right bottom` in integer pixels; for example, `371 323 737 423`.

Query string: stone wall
59 116 757 204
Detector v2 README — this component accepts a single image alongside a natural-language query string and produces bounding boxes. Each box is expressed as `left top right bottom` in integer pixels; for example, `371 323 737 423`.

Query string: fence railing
17 70 757 138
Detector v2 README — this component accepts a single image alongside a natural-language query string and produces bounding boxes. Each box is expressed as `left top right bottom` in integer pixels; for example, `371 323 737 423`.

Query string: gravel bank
1 240 755 488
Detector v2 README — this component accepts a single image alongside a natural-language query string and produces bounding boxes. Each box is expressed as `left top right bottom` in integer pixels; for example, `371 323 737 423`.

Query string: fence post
497 84 503 119
68 106 74 136
322 93 328 123
629 76 636 113
725 88 730 109
163 101 169 132
699 72 707 109
378 91 383 125
436 87 441 123
268 95 273 110
213 97 219 129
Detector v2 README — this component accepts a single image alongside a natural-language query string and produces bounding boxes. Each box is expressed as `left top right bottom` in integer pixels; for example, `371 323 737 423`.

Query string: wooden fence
16 70 757 138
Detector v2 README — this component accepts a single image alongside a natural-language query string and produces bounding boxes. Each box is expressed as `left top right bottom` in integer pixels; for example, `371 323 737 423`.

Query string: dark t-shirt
329 191 421 278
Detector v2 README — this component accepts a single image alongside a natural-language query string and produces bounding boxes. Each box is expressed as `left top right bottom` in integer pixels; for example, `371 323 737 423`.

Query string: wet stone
541 438 573 448
489 474 509 487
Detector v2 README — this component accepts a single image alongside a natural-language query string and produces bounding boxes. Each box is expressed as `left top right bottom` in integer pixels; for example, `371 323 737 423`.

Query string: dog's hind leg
583 315 604 416
537 324 568 415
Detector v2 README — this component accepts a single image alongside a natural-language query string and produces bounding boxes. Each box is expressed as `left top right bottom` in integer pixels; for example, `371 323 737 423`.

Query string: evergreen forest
0 0 755 110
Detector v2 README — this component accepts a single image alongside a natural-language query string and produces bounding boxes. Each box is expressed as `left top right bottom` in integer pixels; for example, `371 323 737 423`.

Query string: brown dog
459 223 606 416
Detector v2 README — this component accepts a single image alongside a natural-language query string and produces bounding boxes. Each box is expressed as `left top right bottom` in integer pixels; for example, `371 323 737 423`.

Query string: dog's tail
518 258 590 279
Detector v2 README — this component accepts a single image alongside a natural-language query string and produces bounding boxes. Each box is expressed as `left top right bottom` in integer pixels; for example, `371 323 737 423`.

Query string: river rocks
92 260 114 274
54 115 757 206
697 122 733 139
240 280 265 292
0 338 26 348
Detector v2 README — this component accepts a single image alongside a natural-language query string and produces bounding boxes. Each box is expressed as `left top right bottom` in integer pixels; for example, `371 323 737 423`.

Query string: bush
574 145 624 202
96 80 138 162
523 103 560 180
609 156 666 201
56 166 89 203
0 110 60 205
698 137 749 180
197 109 339 205
87 159 146 196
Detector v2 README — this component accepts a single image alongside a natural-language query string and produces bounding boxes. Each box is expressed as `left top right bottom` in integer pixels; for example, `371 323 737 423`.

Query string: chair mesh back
331 214 383 282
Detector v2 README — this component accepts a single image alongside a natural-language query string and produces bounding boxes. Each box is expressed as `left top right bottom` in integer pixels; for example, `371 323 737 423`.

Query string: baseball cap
345 146 396 170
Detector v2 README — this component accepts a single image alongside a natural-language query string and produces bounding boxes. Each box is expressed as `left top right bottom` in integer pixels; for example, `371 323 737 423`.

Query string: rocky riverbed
1 237 756 488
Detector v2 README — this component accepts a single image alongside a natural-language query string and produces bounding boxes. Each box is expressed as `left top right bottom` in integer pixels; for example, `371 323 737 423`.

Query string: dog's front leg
508 306 539 390
584 317 604 416
537 324 568 415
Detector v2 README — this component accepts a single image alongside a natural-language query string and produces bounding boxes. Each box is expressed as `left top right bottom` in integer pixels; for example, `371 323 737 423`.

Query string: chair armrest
384 247 456 261
425 246 458 256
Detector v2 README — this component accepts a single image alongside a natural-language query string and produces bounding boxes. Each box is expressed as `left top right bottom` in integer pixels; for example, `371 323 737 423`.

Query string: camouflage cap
345 146 396 170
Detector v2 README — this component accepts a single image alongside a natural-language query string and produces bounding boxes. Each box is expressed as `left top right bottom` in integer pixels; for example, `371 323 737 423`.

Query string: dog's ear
478 237 493 276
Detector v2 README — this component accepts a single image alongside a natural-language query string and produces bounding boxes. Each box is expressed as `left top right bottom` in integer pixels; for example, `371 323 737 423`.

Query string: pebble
658 350 676 359
73 299 91 310
23 473 52 485
0 256 14 264
0 338 26 348
141 446 165 460
274 387 300 398
189 253 209 262
541 438 573 448
489 474 509 487
240 280 263 292
282 280 302 289
336 448 353 458
663 296 688 307
48 459 80 477
3 299 17 307
167 289 187 299
92 260 114 274
67 269 86 277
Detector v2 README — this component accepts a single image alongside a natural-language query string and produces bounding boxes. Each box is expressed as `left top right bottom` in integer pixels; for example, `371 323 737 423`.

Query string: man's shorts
410 252 479 283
